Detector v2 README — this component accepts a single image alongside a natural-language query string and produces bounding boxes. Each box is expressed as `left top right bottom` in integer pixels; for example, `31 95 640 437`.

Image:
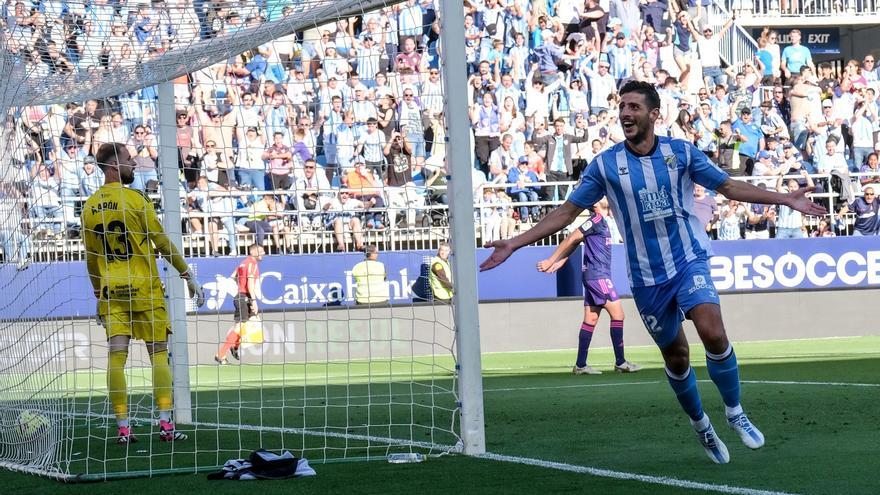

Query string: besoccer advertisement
2 237 879 320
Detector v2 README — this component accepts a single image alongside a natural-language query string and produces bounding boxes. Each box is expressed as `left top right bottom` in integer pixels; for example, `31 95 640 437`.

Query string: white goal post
0 0 486 479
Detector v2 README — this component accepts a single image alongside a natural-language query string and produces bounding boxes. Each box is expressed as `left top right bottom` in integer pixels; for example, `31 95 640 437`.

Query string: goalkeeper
83 143 205 444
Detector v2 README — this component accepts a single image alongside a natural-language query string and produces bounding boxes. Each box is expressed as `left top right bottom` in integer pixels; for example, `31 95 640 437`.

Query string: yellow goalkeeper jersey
82 183 187 315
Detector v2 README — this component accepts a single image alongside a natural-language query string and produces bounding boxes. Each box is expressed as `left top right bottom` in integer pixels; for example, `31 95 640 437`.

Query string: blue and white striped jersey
569 137 729 288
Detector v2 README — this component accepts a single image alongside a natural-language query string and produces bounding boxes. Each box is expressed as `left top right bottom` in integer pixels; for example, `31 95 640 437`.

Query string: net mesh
0 0 463 479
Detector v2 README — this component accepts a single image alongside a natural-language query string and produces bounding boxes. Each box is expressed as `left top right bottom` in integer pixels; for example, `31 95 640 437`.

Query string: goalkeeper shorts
103 305 171 343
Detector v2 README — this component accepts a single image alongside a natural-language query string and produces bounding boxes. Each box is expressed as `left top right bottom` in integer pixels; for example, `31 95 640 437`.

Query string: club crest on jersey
638 186 673 221
663 155 677 170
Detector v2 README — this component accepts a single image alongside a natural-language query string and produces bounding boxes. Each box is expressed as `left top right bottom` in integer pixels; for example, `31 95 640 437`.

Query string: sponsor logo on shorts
688 274 715 296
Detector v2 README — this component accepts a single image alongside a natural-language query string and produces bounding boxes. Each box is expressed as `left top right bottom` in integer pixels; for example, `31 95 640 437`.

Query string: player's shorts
630 260 720 349
583 278 619 307
102 305 170 343
232 294 254 322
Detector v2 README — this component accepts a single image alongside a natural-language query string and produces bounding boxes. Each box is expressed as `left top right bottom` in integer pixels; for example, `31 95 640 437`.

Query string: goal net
0 0 480 480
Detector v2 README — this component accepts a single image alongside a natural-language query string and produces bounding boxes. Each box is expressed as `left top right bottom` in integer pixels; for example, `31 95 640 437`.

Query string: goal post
157 80 193 426
439 0 487 456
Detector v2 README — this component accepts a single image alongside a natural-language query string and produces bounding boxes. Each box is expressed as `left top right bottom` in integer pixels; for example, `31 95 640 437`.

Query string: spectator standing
815 137 848 174
753 150 787 189
356 117 388 176
533 117 589 194
263 132 294 190
744 203 776 240
383 136 422 230
717 199 746 241
850 98 877 170
732 109 763 176
471 92 501 176
758 100 789 140
606 32 635 85
126 125 159 191
352 245 390 305
80 155 105 196
0 182 29 269
780 30 815 81
30 163 65 237
692 185 718 234
775 171 814 239
839 187 879 236
236 127 267 189
487 133 516 182
584 59 616 115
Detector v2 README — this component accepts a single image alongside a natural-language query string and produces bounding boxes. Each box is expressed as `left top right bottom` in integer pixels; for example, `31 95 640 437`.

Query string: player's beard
121 169 135 185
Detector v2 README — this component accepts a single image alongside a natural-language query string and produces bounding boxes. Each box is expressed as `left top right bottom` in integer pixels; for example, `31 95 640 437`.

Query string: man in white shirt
487 134 517 182
689 17 734 90
585 60 616 115
815 137 849 174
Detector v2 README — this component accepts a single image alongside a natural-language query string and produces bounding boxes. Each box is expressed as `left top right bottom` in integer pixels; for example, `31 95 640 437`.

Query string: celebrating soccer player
536 200 641 375
481 81 826 464
83 143 205 444
215 244 265 364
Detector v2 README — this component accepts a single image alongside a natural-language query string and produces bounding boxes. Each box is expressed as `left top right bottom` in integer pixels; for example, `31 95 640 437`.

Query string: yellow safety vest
352 259 389 304
429 256 453 301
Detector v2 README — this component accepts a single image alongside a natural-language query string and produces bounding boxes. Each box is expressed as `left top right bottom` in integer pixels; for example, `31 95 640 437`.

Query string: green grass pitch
4 336 878 495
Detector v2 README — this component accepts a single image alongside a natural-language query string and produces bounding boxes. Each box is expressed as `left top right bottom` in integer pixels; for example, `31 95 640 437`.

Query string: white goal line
480 452 803 495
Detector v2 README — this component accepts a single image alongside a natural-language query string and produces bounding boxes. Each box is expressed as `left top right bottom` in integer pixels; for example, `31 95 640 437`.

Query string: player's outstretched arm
481 201 584 271
715 178 827 216
537 228 585 273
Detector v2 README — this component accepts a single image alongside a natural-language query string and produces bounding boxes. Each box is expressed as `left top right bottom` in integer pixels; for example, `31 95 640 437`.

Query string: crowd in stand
2 0 880 265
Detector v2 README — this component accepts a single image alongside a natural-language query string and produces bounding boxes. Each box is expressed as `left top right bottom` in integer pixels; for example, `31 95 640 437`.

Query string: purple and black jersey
579 213 613 281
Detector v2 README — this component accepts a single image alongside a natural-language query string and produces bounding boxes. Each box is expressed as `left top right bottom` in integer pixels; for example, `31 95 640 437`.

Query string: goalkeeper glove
96 301 106 328
187 278 205 307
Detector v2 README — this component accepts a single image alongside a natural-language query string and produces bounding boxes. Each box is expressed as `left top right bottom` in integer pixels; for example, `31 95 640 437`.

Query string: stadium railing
735 0 880 17
8 172 877 264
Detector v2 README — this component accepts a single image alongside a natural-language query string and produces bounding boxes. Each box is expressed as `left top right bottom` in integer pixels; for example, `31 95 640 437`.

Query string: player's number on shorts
94 220 133 261
641 314 662 335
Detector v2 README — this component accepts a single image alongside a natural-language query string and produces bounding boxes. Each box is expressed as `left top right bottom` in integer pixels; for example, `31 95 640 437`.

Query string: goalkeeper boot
614 361 643 373
692 418 730 464
214 355 228 365
728 412 765 449
116 426 137 445
572 365 602 375
230 345 240 361
159 420 188 442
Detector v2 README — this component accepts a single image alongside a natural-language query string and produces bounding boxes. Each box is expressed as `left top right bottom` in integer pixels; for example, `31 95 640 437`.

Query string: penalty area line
480 452 802 495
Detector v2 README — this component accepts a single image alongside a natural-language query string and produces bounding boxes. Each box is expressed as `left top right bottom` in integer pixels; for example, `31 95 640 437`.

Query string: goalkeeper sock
575 323 594 368
610 320 625 366
706 344 741 409
666 366 704 422
217 328 241 359
149 349 174 418
107 350 129 422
